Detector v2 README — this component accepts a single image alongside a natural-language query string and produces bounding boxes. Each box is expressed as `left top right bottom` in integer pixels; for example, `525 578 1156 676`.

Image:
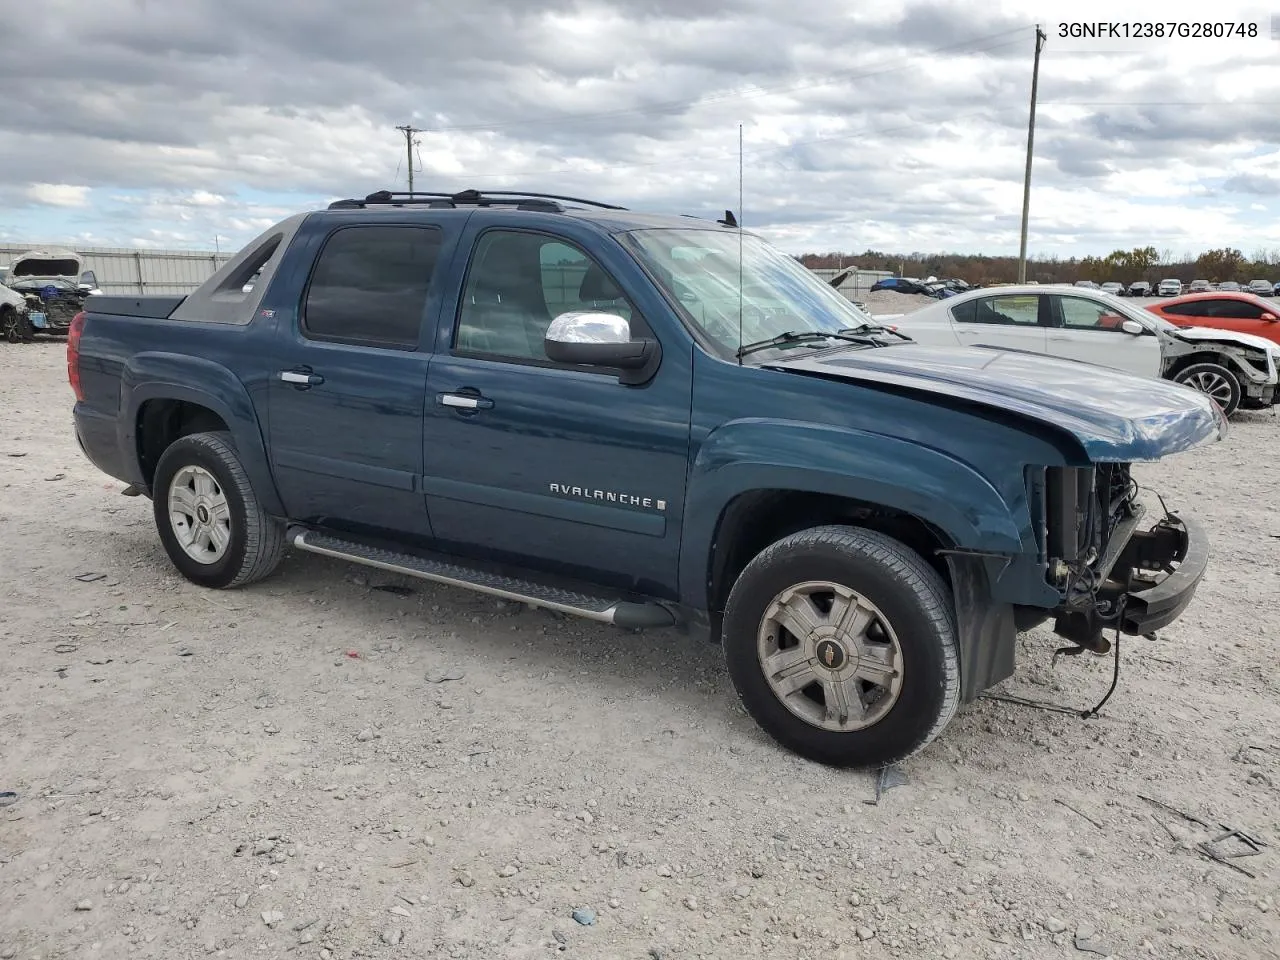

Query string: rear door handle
280 369 324 387
439 392 494 410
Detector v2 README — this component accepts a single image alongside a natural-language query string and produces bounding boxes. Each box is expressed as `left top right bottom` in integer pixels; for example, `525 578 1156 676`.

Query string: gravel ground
1 340 1278 960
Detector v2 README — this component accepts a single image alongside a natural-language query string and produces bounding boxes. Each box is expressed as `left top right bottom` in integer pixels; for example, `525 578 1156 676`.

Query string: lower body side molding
287 526 677 629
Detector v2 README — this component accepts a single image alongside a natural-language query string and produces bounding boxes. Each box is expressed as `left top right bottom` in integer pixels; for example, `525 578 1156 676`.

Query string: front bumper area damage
14 282 86 333
1046 466 1209 652
1113 513 1208 635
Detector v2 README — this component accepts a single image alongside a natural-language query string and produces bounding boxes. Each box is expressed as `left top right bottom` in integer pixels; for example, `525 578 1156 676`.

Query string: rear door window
951 295 1041 325
302 225 443 349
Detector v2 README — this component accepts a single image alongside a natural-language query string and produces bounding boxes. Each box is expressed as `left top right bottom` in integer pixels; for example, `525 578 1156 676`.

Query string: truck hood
766 343 1227 463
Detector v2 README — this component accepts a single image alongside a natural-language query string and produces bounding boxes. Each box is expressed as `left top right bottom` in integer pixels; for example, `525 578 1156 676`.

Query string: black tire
2 308 33 343
722 525 960 768
1173 361 1242 417
152 431 286 589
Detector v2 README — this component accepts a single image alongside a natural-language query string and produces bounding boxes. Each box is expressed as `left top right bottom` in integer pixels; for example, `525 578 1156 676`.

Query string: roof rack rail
326 189 627 212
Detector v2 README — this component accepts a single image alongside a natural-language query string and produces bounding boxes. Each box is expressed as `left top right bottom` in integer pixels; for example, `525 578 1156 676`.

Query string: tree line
797 247 1280 285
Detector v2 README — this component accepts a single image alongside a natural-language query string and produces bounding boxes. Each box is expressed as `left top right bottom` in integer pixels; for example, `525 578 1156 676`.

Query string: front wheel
722 525 960 767
1173 362 1241 417
152 431 286 589
2 308 33 343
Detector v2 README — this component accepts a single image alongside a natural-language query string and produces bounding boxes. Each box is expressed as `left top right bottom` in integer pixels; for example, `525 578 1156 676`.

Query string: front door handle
438 392 494 410
281 368 324 387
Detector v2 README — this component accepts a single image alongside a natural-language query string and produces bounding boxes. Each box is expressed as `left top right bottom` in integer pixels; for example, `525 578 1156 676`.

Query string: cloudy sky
2 0 1278 258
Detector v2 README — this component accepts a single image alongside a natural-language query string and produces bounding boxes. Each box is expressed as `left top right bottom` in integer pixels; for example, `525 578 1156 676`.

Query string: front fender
679 419 1030 607
120 352 284 516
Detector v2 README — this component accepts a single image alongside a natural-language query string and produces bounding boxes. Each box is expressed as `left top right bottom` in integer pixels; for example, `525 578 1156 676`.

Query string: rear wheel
722 525 960 768
1173 362 1241 416
152 431 286 589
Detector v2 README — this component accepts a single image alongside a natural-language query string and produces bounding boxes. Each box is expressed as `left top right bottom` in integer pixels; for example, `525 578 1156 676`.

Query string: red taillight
67 311 86 401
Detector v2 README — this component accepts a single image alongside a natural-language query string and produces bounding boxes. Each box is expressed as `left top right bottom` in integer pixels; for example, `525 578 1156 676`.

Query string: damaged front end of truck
1029 462 1209 659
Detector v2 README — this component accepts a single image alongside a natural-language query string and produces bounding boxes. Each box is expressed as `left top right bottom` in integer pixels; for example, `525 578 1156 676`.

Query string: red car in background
1145 292 1280 345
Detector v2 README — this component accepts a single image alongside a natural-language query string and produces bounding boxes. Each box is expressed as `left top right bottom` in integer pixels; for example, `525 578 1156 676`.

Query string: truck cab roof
163 190 750 329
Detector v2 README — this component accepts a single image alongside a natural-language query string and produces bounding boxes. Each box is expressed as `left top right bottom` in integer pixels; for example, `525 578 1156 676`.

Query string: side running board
288 527 676 630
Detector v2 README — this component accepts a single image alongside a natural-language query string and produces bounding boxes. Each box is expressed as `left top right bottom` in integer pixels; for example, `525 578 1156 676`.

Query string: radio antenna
737 122 744 366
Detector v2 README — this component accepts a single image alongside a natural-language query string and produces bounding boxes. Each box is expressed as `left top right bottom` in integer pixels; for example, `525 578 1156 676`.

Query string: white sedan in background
879 284 1279 415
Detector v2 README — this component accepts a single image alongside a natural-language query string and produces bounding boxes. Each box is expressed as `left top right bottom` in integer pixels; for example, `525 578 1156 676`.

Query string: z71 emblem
549 483 666 511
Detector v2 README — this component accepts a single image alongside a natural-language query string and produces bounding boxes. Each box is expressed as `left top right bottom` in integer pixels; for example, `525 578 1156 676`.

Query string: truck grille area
1033 463 1138 586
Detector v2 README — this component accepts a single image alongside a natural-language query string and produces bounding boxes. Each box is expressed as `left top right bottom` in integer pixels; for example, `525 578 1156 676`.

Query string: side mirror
544 311 660 382
1120 319 1145 335
1262 313 1277 322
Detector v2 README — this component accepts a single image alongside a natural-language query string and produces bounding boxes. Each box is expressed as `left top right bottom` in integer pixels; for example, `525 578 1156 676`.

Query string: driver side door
420 225 694 597
1197 298 1279 340
1044 294 1160 377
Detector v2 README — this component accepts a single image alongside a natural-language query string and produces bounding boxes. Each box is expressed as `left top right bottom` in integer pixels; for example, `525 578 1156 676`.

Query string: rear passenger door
948 294 1048 354
268 220 452 542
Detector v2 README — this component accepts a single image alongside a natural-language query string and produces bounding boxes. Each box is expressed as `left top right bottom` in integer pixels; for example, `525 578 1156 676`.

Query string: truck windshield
621 227 880 358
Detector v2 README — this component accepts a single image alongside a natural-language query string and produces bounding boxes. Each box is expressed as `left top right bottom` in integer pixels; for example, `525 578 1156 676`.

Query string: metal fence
1 242 891 301
0 244 232 296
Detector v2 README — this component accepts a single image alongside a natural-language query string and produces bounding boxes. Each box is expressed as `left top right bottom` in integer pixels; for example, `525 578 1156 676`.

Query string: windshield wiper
736 329 882 359
838 323 913 342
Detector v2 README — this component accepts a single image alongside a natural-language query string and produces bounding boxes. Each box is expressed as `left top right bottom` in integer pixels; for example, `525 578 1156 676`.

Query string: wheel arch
679 422 1032 615
122 365 283 516
704 489 957 629
1165 350 1247 378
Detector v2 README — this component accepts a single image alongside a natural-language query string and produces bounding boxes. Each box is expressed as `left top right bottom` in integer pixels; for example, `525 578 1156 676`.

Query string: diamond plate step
289 528 675 629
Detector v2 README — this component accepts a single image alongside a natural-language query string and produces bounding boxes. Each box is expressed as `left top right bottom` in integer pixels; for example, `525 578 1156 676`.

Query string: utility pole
395 125 421 193
1017 25 1047 284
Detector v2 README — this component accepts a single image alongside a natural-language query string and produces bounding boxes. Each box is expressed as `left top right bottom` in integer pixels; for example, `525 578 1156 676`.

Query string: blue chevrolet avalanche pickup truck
68 189 1225 767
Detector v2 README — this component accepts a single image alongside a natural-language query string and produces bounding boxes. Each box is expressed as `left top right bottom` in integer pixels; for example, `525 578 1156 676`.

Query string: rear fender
679 419 1031 608
120 353 283 516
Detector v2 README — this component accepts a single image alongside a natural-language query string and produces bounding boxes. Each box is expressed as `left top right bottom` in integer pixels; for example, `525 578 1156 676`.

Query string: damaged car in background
868 275 973 298
0 272 30 343
2 248 100 342
882 284 1279 416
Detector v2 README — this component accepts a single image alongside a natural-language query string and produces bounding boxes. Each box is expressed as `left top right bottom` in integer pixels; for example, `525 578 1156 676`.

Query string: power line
406 27 1031 135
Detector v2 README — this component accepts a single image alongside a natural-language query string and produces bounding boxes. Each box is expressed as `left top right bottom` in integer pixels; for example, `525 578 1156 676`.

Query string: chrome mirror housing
544 310 660 379
545 311 632 346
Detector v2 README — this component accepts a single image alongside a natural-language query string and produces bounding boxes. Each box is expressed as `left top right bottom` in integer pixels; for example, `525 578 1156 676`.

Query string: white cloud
26 183 91 207
0 0 1277 256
